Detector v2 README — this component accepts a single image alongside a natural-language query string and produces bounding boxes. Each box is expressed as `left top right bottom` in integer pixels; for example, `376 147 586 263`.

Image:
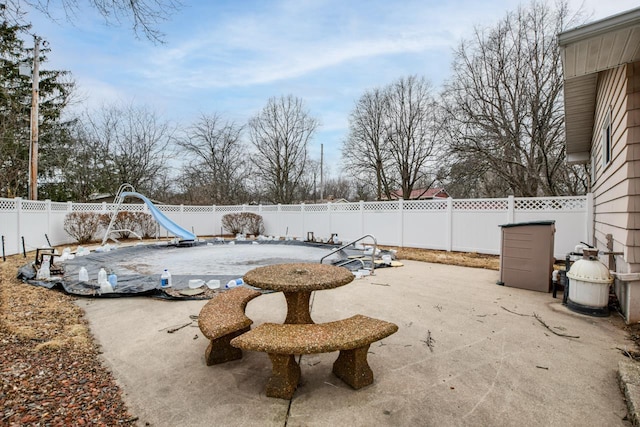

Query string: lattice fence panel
403 200 447 211
330 203 360 212
260 205 279 212
453 199 508 211
304 204 328 212
363 201 399 211
216 205 244 212
72 203 103 212
281 205 302 212
515 197 585 211
51 202 69 211
20 201 47 211
183 206 213 213
157 205 181 213
0 199 17 211
118 204 146 212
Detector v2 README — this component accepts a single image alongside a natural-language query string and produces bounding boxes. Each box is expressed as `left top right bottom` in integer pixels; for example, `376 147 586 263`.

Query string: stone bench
230 314 398 399
197 286 262 365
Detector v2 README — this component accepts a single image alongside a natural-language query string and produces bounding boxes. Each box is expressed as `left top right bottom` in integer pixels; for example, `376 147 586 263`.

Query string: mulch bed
0 253 135 426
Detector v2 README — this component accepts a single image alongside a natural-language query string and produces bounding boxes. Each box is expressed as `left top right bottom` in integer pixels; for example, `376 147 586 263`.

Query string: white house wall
592 61 640 272
592 64 631 264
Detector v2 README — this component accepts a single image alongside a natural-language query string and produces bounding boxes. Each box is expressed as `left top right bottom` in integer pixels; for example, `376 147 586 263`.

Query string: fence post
328 202 332 238
15 197 22 254
278 204 282 237
507 195 515 223
446 197 453 252
398 198 404 247
360 200 365 236
180 204 185 232
301 203 305 239
46 199 51 246
211 205 222 237
586 192 594 245
257 204 262 236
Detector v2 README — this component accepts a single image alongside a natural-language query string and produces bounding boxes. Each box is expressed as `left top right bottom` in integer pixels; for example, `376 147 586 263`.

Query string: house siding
592 61 640 272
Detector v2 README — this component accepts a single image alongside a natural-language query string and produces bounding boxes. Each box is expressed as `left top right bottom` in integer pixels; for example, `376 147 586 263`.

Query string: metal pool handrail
320 234 378 275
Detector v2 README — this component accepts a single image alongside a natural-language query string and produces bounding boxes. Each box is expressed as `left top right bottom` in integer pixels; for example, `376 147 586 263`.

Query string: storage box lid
499 220 555 228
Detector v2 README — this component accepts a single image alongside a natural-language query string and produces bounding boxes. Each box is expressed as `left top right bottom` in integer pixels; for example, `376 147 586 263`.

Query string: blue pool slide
120 191 196 241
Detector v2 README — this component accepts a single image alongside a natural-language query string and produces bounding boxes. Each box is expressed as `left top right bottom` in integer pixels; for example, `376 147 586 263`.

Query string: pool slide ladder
320 234 378 274
101 184 196 246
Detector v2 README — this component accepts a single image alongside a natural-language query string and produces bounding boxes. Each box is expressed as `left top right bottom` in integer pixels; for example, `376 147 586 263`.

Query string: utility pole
28 36 40 200
320 143 323 201
313 170 317 204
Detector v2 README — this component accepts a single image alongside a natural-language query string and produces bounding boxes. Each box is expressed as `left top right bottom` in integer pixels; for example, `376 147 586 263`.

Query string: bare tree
438 160 510 199
322 176 354 201
385 75 440 199
2 0 181 42
177 114 247 205
79 103 175 197
293 158 318 202
441 0 587 197
248 95 318 204
342 87 393 200
343 76 440 200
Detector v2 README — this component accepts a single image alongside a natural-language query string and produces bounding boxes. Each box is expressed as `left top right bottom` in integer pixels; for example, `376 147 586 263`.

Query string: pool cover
18 240 388 300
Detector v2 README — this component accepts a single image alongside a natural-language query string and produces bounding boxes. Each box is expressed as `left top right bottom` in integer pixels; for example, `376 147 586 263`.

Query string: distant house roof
382 188 449 200
88 193 113 202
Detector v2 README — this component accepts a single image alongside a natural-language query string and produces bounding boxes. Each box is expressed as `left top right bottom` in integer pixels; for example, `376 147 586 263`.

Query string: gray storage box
499 221 555 292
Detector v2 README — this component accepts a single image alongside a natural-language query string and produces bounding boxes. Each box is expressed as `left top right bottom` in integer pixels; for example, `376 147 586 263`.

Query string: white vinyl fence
0 195 593 259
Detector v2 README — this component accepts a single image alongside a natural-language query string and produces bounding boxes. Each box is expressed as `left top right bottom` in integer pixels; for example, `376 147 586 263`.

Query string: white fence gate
0 195 593 259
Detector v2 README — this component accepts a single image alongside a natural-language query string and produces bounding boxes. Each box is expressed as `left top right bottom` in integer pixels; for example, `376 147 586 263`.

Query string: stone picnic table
242 263 354 324
201 262 397 399
234 263 397 399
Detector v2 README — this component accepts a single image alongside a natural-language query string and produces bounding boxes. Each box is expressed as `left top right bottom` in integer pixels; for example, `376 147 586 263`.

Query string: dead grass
380 246 500 270
0 251 93 351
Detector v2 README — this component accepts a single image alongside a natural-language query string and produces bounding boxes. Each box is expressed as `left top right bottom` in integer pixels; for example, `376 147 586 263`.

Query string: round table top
243 263 354 292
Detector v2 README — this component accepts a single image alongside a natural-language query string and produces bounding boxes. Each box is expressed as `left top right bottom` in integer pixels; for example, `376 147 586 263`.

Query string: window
603 107 612 167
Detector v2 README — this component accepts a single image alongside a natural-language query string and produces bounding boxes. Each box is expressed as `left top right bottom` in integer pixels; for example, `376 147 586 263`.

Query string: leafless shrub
222 213 245 235
99 211 144 239
100 211 158 239
64 212 102 244
133 212 157 238
243 212 265 236
221 212 265 236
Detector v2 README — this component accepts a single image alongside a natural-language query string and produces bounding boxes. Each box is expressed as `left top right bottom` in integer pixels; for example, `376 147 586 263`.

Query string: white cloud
135 1 489 90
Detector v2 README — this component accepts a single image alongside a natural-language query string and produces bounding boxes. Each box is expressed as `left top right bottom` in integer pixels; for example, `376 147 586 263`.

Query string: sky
22 0 640 177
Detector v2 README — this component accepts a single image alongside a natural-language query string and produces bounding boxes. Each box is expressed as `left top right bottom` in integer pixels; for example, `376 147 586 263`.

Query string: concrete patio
76 260 633 426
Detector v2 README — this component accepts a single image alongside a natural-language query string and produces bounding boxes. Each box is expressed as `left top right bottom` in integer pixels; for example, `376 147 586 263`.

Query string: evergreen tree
0 21 74 199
